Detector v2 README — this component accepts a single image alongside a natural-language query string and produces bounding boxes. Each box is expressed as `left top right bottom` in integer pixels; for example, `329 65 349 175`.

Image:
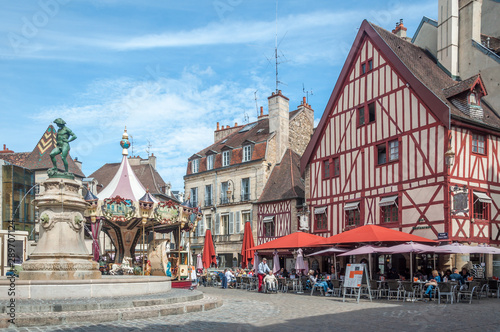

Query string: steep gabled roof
22 125 85 177
197 118 270 156
258 149 304 204
301 20 500 172
0 152 31 167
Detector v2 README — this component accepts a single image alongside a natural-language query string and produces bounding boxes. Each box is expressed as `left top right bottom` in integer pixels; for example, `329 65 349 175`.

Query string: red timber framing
301 20 500 245
257 201 292 245
448 122 500 244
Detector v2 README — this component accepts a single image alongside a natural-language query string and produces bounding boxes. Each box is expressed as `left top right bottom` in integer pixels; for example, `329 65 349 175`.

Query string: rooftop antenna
243 113 249 124
302 83 313 104
266 0 288 92
254 90 259 118
146 139 152 157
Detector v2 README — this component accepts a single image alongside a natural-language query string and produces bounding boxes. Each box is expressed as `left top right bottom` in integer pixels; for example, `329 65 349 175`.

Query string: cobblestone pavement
5 287 500 331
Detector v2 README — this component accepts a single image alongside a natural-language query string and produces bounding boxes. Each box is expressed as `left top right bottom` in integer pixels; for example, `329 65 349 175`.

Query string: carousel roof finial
120 126 131 156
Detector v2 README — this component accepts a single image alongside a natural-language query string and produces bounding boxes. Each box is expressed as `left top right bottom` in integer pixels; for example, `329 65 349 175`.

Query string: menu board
343 264 365 288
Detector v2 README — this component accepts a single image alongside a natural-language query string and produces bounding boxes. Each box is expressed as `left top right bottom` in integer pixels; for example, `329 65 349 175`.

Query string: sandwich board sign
342 263 372 303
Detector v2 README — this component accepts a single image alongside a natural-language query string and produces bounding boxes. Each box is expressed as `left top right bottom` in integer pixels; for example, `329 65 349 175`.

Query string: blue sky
0 0 437 191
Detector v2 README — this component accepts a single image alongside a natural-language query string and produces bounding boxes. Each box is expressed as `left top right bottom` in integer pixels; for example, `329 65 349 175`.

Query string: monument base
20 254 101 280
0 276 171 300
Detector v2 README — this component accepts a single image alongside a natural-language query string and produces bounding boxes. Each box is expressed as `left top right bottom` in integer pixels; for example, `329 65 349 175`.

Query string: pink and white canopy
97 128 157 202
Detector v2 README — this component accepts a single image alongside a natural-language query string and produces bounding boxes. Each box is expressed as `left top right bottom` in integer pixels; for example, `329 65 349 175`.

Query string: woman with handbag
424 270 441 301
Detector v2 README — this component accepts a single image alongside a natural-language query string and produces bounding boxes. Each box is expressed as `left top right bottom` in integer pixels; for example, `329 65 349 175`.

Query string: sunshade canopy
338 245 387 256
319 224 437 245
241 222 255 269
248 231 326 251
307 247 348 256
202 229 217 269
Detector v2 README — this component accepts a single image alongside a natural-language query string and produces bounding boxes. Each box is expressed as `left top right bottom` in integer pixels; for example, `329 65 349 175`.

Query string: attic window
191 159 199 174
238 123 257 133
221 139 228 144
469 92 479 106
257 129 264 134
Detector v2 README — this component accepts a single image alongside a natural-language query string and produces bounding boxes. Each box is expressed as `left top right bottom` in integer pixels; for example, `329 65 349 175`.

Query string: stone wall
289 107 314 157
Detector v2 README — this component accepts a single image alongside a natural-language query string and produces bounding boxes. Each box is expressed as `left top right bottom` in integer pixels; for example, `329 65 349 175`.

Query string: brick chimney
392 19 411 41
214 122 242 142
0 144 14 154
268 90 289 162
73 157 82 170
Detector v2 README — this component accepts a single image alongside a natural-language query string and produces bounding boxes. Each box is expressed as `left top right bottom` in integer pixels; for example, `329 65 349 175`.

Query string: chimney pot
260 106 264 116
235 122 238 127
303 96 306 104
3 144 5 150
217 122 220 130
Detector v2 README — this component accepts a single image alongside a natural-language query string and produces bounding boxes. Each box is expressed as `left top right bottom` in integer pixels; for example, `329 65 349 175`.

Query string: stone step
1 289 202 314
2 295 222 328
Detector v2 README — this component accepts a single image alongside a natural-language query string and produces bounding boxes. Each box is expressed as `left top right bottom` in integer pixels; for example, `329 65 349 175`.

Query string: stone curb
4 296 223 328
1 292 204 314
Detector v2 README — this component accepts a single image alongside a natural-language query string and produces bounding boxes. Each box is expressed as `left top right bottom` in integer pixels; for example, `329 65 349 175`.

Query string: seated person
387 268 399 279
424 269 442 300
460 267 470 279
308 270 331 295
449 268 465 285
414 269 425 281
263 271 278 292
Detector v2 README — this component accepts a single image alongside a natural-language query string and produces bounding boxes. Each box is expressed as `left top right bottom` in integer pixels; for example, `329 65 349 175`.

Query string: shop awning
314 206 327 214
344 201 360 211
474 191 492 203
262 216 274 223
379 195 398 207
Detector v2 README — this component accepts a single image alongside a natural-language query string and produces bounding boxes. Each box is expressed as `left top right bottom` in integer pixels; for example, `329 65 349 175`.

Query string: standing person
258 258 271 292
225 268 235 288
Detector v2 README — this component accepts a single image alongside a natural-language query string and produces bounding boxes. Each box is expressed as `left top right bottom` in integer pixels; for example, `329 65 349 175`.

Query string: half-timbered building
256 149 304 245
301 19 500 276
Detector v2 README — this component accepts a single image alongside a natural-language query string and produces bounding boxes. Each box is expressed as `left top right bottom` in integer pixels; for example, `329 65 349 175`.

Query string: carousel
84 128 202 281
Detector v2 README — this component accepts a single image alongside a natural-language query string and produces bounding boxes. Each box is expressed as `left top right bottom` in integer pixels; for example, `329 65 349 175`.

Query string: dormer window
222 150 231 167
191 159 199 173
207 154 214 170
242 145 252 162
469 92 479 106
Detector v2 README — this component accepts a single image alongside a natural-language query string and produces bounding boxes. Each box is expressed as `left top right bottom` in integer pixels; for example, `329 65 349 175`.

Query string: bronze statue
49 118 77 174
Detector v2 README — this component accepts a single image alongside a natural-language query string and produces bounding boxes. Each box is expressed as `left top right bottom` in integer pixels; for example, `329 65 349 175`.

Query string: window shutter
235 211 241 233
199 217 204 235
215 213 220 235
229 212 234 234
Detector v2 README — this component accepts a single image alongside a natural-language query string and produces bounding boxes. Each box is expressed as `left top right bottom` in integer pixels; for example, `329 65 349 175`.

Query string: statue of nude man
49 118 77 173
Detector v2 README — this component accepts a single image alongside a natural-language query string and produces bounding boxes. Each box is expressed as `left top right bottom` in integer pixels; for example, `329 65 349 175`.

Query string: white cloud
31 66 270 190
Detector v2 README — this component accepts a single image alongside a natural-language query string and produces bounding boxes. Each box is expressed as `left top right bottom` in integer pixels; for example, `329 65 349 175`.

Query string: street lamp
445 139 455 168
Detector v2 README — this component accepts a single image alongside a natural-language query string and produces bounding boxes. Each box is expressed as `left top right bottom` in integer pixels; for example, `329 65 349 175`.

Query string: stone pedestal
20 178 100 280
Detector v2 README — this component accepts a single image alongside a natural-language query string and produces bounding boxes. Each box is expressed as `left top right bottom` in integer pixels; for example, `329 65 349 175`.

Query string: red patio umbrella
241 221 255 269
248 231 326 251
202 229 217 269
318 224 437 245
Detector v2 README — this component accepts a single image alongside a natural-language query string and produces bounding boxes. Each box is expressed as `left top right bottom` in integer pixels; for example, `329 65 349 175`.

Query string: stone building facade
184 92 314 268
